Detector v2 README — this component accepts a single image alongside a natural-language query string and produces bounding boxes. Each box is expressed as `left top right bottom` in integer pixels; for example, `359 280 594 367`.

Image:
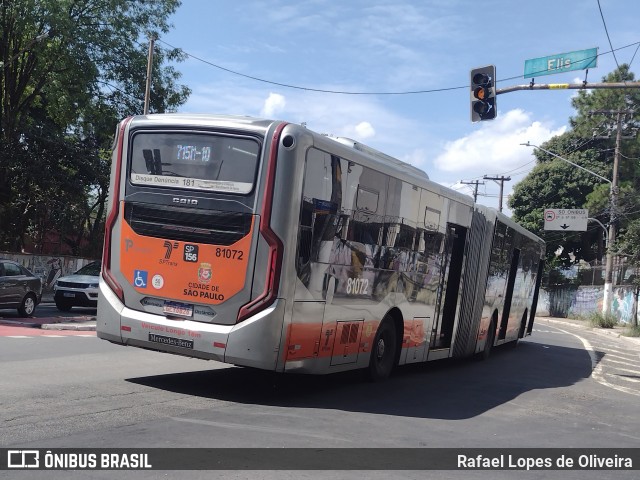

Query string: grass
587 311 619 329
624 325 640 337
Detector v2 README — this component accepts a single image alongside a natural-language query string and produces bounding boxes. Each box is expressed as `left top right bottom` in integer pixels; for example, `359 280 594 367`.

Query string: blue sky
160 0 640 214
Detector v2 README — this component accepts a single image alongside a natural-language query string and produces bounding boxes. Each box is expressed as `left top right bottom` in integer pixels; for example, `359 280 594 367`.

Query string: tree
509 133 608 266
509 65 640 273
0 0 190 254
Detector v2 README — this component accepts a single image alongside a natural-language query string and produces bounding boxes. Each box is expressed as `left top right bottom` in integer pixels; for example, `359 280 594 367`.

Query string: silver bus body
97 114 545 376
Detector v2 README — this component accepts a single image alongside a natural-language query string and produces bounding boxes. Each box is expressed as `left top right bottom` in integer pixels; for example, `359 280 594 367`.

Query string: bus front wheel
367 316 397 382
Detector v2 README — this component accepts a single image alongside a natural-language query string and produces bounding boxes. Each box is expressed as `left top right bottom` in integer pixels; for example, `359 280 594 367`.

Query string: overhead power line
156 38 640 96
597 0 622 73
157 39 464 95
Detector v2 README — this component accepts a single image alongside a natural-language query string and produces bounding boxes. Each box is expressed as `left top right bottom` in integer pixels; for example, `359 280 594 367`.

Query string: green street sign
524 47 598 79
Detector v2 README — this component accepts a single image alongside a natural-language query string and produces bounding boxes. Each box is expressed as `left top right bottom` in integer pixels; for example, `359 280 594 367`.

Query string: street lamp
0 31 49 68
521 142 616 315
588 217 608 247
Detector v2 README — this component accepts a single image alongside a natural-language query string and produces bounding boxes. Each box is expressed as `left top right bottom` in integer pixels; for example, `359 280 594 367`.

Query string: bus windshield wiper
161 170 185 177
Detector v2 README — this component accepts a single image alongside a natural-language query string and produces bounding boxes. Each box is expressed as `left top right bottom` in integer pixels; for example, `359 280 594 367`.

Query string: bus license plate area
163 301 193 318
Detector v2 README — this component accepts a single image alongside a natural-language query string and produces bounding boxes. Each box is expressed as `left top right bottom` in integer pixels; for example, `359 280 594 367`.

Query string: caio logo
173 197 198 206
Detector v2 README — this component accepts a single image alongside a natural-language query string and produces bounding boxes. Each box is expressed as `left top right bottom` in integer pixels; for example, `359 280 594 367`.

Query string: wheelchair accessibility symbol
134 270 148 288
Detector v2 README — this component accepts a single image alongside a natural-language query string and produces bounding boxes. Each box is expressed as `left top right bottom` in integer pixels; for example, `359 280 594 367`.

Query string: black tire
18 293 37 317
518 311 528 339
55 300 73 312
367 316 397 381
482 317 497 360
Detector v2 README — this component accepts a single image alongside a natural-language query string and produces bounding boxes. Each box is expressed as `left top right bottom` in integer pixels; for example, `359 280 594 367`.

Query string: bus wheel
518 311 528 339
368 316 397 381
482 317 496 360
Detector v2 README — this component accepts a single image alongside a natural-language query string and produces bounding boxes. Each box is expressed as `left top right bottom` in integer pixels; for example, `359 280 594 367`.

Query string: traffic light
470 65 496 122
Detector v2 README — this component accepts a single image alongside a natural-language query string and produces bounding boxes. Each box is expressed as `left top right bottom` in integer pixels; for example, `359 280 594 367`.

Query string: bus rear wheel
482 316 497 360
367 316 397 381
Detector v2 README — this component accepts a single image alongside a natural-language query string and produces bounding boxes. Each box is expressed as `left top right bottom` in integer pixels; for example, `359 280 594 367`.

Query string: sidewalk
536 315 640 347
0 310 96 331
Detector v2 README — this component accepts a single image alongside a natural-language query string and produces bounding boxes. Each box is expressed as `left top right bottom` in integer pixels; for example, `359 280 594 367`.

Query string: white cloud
401 148 429 171
431 109 567 214
181 81 437 158
433 109 566 174
261 93 286 117
355 121 375 139
342 121 376 140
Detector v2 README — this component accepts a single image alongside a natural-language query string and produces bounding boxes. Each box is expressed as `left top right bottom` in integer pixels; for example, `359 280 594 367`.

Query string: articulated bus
97 114 545 380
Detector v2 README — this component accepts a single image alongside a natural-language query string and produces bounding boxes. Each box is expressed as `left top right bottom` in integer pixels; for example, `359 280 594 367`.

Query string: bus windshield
129 132 260 194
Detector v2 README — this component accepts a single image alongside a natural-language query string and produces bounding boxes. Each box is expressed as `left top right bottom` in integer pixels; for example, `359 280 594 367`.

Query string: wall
538 285 639 324
0 251 96 295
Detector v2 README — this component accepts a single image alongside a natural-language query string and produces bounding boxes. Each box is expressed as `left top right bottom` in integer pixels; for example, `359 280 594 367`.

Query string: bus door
430 224 467 352
498 247 520 340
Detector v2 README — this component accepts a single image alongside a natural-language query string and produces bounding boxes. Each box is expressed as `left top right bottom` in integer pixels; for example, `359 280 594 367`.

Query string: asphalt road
0 320 638 479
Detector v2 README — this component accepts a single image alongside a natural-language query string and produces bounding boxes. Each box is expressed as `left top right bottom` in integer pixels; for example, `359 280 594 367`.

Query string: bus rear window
129 132 260 194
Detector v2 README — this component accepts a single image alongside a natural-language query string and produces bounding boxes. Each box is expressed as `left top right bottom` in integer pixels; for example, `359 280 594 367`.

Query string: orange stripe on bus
285 320 383 362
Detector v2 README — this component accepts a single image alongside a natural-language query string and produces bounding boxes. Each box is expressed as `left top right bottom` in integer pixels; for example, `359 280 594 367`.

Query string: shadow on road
127 340 595 420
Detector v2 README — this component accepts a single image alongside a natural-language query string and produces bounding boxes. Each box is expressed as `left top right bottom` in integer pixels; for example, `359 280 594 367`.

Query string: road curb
41 322 96 331
0 319 41 328
0 317 96 331
539 317 640 346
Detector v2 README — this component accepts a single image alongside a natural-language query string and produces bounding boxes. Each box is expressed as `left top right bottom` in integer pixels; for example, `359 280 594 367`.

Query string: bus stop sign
544 208 588 231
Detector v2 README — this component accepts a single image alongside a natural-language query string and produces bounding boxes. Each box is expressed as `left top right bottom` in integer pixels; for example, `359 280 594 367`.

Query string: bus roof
328 136 430 181
124 114 515 216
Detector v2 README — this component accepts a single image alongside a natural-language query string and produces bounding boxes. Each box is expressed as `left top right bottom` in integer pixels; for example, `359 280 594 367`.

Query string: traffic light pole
496 81 640 95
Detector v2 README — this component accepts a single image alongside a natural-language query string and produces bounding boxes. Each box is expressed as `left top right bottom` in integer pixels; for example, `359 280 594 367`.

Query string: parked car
53 261 100 311
0 259 43 316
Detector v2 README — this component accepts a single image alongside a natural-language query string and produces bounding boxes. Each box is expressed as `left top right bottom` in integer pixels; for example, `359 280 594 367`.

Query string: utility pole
591 109 635 315
143 34 157 115
483 175 511 212
521 141 618 315
460 180 484 202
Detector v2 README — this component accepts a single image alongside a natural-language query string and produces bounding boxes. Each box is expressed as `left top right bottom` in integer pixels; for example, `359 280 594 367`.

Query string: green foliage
588 311 618 329
624 325 640 337
509 65 640 273
0 0 190 254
